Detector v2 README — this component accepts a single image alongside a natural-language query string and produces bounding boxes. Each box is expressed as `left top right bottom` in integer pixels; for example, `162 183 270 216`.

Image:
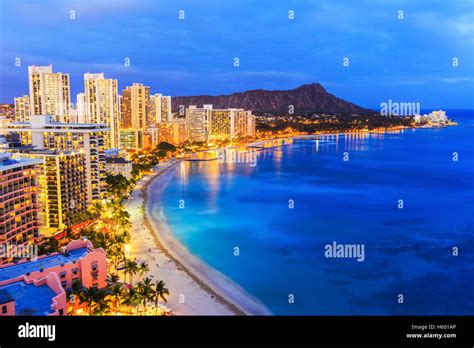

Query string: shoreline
128 159 272 315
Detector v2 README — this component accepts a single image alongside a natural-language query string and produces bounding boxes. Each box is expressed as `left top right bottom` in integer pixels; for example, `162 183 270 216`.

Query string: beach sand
127 159 271 315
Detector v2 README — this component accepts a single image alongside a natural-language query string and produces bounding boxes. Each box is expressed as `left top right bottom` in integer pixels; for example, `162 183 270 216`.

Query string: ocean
151 110 474 315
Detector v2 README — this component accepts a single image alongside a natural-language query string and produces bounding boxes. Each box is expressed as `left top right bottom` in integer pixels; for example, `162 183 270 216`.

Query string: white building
150 93 173 123
84 73 120 149
14 95 30 122
0 115 109 205
105 157 133 180
28 65 70 123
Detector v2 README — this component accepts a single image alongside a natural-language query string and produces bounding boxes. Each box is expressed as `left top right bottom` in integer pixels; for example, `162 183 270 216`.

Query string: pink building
0 239 107 316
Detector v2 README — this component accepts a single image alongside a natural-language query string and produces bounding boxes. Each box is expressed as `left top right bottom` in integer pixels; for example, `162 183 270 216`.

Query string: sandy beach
126 159 272 315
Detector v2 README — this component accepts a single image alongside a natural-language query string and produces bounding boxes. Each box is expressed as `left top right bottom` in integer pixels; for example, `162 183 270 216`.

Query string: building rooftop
0 155 43 171
0 281 56 315
0 288 14 304
105 157 131 164
0 247 89 282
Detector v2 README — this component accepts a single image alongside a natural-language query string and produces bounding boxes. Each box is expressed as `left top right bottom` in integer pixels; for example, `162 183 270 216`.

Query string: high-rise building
0 154 42 248
158 121 187 145
14 96 30 123
84 73 120 149
76 93 87 124
15 150 87 235
149 93 173 123
185 105 212 142
208 107 256 140
0 115 109 204
28 65 70 123
120 84 150 150
121 83 150 131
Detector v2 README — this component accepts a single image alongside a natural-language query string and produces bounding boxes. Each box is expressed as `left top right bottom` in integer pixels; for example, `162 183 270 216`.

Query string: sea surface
152 110 474 315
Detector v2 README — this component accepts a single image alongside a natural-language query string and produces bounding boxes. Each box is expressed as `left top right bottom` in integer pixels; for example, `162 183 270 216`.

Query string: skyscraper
28 65 70 123
84 73 120 149
150 93 173 123
120 83 150 150
185 105 211 142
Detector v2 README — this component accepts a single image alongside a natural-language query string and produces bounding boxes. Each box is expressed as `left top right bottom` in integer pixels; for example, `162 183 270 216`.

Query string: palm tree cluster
67 270 170 316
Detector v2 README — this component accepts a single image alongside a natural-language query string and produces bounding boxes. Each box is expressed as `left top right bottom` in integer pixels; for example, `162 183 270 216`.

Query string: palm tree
108 273 120 286
114 208 131 232
123 260 139 285
78 287 100 315
137 277 154 314
88 201 105 218
121 287 141 315
109 283 125 314
152 280 170 315
92 289 111 315
138 261 149 282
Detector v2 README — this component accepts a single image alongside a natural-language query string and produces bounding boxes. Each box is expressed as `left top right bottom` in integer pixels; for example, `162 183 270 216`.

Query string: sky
0 0 473 109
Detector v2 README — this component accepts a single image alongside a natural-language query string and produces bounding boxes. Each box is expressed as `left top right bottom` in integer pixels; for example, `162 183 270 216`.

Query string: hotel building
105 157 133 180
121 84 150 150
0 154 42 249
185 105 212 142
28 65 70 123
158 121 187 145
14 95 30 123
14 150 87 235
0 239 107 316
150 93 173 123
208 107 256 140
84 73 120 149
0 115 109 205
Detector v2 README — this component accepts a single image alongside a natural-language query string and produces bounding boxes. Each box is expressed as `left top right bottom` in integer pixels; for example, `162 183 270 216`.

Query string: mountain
171 83 372 115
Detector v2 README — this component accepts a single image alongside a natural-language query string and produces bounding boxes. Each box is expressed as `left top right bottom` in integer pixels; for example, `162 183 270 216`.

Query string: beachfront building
84 73 120 149
0 154 42 249
14 150 87 236
208 107 256 140
0 115 109 205
185 105 212 142
0 273 66 316
0 239 107 316
158 121 187 145
414 110 450 126
105 157 133 180
14 95 30 123
28 65 70 123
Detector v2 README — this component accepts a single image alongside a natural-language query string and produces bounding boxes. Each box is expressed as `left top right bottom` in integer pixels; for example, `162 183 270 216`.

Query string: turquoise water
154 110 474 315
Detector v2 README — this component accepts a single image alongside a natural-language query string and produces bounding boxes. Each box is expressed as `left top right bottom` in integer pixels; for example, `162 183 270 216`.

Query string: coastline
127 159 272 315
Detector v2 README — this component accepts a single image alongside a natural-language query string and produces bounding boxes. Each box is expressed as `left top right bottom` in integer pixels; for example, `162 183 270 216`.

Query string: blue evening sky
0 0 473 109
